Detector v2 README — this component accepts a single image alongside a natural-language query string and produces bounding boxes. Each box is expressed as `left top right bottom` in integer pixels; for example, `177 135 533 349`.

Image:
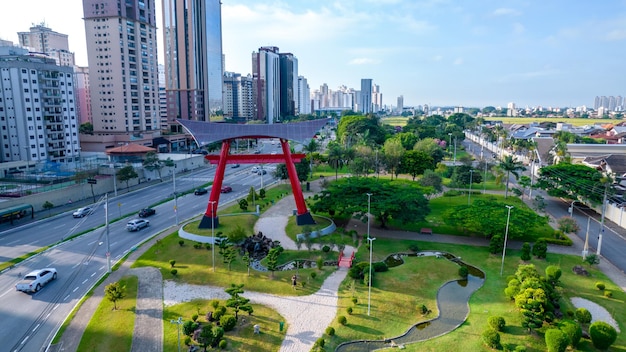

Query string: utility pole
596 182 609 258
105 193 111 273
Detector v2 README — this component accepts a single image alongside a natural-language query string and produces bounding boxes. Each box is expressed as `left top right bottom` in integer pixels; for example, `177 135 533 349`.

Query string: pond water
335 251 485 352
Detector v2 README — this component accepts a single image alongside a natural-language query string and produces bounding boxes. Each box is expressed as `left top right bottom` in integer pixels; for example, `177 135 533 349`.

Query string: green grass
381 116 612 128
164 299 286 352
323 240 626 352
284 214 333 242
132 231 334 296
76 276 138 352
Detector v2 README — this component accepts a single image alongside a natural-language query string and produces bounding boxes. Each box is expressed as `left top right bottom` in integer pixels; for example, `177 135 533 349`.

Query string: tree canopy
311 177 430 228
534 163 607 204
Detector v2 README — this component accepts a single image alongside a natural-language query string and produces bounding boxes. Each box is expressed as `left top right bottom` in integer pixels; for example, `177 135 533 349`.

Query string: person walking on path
291 274 297 290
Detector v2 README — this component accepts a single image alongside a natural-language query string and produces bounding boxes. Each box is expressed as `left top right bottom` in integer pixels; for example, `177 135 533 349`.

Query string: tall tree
142 151 165 181
104 282 126 310
534 163 607 204
326 142 344 179
399 150 434 180
302 138 319 180
413 138 445 165
266 246 283 278
382 139 404 178
498 155 526 198
116 165 138 191
225 283 253 319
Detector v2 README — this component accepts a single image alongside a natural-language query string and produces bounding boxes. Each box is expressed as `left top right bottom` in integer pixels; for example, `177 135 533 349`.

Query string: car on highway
16 268 57 293
72 207 92 218
138 208 156 217
230 163 240 168
220 186 233 193
127 218 149 231
257 169 267 175
194 188 208 195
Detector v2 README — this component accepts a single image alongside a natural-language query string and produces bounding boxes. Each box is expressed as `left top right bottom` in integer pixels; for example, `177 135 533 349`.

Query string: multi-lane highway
0 146 280 351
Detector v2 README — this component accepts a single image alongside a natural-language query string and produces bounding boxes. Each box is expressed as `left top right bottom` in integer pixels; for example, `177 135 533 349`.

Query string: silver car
127 219 149 231
72 207 92 218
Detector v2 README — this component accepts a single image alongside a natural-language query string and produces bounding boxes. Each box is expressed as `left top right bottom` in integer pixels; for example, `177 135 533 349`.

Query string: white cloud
348 58 380 65
605 29 626 41
491 8 522 17
453 57 463 65
512 23 525 35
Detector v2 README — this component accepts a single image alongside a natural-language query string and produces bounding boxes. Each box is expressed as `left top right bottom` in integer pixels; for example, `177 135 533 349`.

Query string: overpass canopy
176 118 331 146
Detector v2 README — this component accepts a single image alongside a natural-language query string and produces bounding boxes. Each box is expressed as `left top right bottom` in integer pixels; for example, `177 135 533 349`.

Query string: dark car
257 169 267 175
138 208 156 217
194 188 208 195
220 186 233 193
230 164 240 168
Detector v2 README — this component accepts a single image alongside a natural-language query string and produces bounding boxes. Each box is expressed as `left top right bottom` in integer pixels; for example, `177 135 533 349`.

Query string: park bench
420 228 433 235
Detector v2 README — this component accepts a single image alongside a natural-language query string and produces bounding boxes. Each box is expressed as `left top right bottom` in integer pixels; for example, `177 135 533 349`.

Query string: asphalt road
461 138 626 273
0 146 280 351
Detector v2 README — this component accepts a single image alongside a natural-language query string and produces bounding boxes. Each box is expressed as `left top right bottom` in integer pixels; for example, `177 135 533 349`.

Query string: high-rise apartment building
0 46 79 165
82 0 160 150
252 46 280 124
162 0 223 125
279 53 298 118
359 79 373 114
73 66 92 125
223 71 254 120
297 76 311 115
372 84 382 113
397 95 404 113
17 23 75 67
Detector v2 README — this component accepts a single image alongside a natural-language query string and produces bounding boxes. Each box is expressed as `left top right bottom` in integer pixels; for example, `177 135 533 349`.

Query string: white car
73 207 92 218
127 219 149 231
16 268 57 293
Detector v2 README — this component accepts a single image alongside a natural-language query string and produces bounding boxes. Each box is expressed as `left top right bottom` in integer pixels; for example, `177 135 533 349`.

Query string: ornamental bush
213 306 227 321
545 328 568 352
325 326 335 336
489 235 503 254
322 245 330 252
604 290 613 298
595 282 605 290
520 242 531 261
218 339 227 349
338 315 347 325
315 338 325 347
487 316 506 332
481 328 500 349
589 321 617 350
346 307 353 315
532 239 548 259
558 320 582 348
220 314 237 332
574 307 592 324
372 261 389 272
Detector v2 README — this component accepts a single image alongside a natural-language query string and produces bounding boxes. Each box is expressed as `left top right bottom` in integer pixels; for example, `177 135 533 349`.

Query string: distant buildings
0 46 80 165
594 96 624 112
360 79 373 114
17 23 75 67
81 0 161 151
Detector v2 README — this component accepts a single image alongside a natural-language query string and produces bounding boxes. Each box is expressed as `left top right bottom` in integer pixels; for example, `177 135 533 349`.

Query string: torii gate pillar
198 138 315 229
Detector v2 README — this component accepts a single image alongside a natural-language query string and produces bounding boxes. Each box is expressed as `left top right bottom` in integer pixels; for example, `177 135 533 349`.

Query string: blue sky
1 0 625 109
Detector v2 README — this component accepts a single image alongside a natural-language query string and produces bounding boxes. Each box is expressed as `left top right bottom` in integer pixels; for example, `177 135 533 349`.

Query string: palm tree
327 143 343 179
499 155 526 198
302 138 319 180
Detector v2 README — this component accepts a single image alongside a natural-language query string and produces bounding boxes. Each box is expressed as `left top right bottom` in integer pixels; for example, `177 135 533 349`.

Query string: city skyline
1 0 625 109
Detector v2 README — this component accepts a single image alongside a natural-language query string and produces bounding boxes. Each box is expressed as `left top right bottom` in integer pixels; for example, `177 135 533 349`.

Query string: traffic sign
88 178 97 184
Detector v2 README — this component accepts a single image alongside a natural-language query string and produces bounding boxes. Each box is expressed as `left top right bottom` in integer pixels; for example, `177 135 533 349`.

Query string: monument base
296 212 316 226
199 215 219 229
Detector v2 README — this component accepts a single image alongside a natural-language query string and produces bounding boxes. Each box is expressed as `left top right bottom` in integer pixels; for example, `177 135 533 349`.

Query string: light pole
483 159 488 194
582 216 591 259
367 236 376 316
173 166 178 225
468 169 475 205
453 137 457 165
366 193 372 239
500 205 514 276
209 200 216 272
447 133 452 160
111 164 118 197
170 316 183 352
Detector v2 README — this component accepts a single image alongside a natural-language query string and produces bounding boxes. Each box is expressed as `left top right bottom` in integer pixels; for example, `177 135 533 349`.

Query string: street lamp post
367 236 376 316
453 137 457 165
483 159 488 194
366 193 372 239
582 216 591 259
468 169 475 205
111 164 118 197
447 133 452 160
209 200 216 272
173 166 178 225
500 205 514 276
170 317 183 352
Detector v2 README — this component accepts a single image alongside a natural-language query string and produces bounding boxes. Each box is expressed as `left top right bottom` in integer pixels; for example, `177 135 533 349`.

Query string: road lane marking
82 279 88 284
73 287 79 292
91 272 96 277
53 225 64 230
32 323 40 332
64 294 70 301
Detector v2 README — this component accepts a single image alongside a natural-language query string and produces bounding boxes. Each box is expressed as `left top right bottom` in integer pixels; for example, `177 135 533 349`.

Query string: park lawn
383 193 553 243
323 240 461 350
164 299 286 352
364 241 626 352
76 276 138 352
284 214 334 241
132 231 334 296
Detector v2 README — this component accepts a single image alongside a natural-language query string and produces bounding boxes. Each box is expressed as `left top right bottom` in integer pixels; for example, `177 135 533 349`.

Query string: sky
1 0 626 109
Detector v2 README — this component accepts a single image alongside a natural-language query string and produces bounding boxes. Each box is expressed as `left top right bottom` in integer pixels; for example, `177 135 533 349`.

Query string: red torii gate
177 118 330 228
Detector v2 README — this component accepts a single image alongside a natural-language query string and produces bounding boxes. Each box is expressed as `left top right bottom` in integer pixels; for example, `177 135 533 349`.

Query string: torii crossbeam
177 118 330 228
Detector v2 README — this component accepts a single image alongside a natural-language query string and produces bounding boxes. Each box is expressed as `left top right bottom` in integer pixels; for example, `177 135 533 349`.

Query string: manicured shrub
184 336 192 346
205 243 211 250
574 307 592 324
182 320 199 336
514 346 526 352
210 300 220 309
212 326 224 346
351 297 358 305
604 290 613 298
532 239 547 259
584 253 600 265
310 272 317 279
315 338 325 347
322 245 330 252
488 316 506 332
545 328 568 352
408 243 419 252
558 320 582 348
218 339 227 349
338 315 347 325
170 269 178 276
458 266 469 278
372 261 389 272
348 262 369 279
213 306 227 321
489 235 503 254
481 328 500 349
325 326 335 336
346 307 353 315
191 314 198 322
589 321 617 350
169 260 176 268
520 242 531 261
363 272 371 286
595 282 605 290
220 314 237 331
316 257 324 270
545 265 561 284
418 304 429 315
178 240 184 246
